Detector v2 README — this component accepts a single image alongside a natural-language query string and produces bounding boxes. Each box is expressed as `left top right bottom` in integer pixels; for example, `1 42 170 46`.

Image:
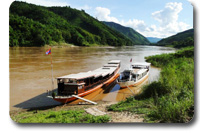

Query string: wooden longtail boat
51 60 120 103
118 62 150 88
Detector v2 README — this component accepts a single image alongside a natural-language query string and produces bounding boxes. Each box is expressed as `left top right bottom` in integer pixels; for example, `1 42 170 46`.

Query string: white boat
118 62 151 88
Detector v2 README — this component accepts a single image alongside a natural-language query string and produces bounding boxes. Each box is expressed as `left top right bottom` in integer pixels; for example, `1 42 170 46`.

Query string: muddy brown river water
9 45 176 110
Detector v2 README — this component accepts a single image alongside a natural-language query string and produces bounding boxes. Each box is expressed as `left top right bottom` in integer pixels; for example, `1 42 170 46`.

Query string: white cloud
149 2 191 37
135 2 192 38
95 7 119 23
94 3 192 38
121 19 148 33
152 2 183 26
18 0 68 7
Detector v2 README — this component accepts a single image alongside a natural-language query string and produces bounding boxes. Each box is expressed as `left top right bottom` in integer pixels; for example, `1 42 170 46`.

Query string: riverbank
108 47 194 123
10 104 109 123
44 42 104 47
10 101 144 123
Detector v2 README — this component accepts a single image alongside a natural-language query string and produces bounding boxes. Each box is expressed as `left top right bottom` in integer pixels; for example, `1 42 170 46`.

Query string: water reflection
108 84 121 93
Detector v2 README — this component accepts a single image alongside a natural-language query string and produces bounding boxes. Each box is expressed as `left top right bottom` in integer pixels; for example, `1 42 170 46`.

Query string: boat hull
118 72 149 88
53 71 120 103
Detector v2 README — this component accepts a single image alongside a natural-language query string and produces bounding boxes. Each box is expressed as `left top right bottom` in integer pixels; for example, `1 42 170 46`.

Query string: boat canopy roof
56 60 120 80
124 68 148 75
108 60 121 64
131 62 151 66
103 64 119 67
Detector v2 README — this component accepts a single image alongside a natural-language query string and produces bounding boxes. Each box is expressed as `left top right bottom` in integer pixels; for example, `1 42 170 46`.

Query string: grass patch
108 97 153 114
107 47 194 123
11 110 110 123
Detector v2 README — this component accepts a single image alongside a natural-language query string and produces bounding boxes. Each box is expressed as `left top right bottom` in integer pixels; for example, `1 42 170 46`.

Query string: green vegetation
157 29 194 48
11 109 110 123
9 1 133 47
103 21 150 45
108 47 194 123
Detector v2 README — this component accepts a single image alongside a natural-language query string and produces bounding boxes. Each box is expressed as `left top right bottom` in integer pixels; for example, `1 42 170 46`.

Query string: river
9 45 176 110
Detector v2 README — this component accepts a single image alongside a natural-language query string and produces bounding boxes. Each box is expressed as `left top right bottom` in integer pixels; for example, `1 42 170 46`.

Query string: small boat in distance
118 62 150 88
51 60 121 104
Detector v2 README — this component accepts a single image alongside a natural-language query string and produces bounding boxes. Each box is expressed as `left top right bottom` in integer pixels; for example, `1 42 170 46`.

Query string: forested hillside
157 29 194 48
103 21 150 45
9 1 133 47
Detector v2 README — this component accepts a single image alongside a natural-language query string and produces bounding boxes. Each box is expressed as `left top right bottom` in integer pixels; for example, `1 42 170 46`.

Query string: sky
17 0 193 38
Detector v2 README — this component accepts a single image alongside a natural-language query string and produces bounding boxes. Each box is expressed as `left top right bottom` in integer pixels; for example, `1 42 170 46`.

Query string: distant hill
147 37 162 43
103 21 150 45
157 29 194 48
9 1 133 47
